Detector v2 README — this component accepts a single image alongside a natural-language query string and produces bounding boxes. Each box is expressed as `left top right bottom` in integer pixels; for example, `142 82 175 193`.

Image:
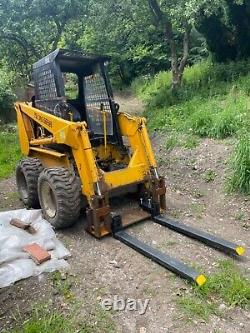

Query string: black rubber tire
38 168 82 229
16 158 43 208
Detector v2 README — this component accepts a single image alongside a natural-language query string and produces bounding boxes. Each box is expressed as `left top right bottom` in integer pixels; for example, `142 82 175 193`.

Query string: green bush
228 134 250 194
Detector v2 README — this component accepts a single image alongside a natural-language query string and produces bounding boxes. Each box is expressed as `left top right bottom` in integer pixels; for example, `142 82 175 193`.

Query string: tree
148 0 192 89
0 0 89 78
196 0 250 61
71 0 170 85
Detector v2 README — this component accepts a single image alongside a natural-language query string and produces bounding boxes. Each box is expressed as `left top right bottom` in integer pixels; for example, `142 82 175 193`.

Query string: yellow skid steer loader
15 49 245 285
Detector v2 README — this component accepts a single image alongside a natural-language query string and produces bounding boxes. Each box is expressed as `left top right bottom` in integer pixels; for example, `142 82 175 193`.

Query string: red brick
23 243 51 265
10 218 36 234
10 218 29 230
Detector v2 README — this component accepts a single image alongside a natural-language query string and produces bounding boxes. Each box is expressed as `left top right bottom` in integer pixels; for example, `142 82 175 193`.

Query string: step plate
121 208 151 228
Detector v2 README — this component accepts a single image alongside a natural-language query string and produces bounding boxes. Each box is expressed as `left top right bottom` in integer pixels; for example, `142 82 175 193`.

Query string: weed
165 133 199 151
51 271 74 300
81 305 116 333
188 107 214 138
135 60 250 143
203 169 217 183
234 211 246 221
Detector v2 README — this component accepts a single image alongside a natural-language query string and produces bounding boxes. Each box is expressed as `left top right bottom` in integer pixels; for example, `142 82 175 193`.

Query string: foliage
196 0 250 62
165 133 199 151
178 295 217 321
0 0 210 88
134 59 250 197
74 0 171 86
134 60 250 138
0 125 21 179
51 271 74 300
0 67 16 123
0 0 249 88
0 0 89 78
228 134 250 194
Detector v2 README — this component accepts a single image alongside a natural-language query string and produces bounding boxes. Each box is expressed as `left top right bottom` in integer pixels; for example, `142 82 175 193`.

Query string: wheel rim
40 181 57 218
17 169 28 200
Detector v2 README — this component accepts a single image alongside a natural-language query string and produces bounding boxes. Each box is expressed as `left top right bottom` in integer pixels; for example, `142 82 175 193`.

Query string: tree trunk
171 25 191 90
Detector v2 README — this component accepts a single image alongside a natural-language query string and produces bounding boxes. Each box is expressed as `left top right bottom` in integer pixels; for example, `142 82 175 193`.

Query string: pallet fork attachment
112 215 206 286
111 206 245 286
153 215 245 257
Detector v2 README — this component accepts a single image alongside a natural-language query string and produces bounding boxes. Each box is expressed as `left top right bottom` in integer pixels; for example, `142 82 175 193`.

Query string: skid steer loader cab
32 49 122 146
15 49 245 286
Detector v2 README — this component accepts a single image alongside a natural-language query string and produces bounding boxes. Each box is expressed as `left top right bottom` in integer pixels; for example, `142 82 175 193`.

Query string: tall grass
132 60 250 139
0 125 21 179
133 60 250 195
228 134 250 194
132 60 250 109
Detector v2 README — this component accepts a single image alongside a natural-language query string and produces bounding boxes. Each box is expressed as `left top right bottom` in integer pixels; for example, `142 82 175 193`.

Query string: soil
0 96 249 333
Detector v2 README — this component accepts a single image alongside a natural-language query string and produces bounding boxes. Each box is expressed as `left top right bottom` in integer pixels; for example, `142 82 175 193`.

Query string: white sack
0 209 70 288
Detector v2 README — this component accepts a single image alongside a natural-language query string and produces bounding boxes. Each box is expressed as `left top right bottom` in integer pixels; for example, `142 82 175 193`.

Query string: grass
133 60 250 195
165 133 200 151
7 306 76 333
0 125 21 179
132 60 250 111
228 134 250 194
4 303 116 333
178 260 250 321
199 260 250 308
178 295 217 321
133 60 250 137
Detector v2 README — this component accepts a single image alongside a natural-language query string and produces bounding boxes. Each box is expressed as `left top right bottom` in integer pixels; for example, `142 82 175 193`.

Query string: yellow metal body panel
15 102 158 203
29 147 70 168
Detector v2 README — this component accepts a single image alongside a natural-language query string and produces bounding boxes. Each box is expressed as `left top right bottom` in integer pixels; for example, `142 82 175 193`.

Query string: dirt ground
0 96 249 333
